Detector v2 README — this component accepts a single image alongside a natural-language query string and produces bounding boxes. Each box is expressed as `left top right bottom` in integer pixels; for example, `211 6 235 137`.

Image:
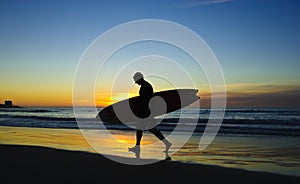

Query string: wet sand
1 125 300 179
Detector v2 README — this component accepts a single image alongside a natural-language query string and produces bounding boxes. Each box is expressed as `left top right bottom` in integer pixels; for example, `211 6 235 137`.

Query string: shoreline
1 144 300 184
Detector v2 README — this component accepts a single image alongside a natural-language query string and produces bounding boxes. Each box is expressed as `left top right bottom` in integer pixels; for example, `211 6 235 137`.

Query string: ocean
0 107 299 136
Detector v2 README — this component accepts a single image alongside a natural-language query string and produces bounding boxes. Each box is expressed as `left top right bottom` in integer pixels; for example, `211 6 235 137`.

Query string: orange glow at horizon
1 82 299 108
95 92 138 107
0 87 72 107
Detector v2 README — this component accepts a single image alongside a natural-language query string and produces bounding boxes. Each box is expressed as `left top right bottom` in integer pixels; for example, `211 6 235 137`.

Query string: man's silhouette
129 72 171 155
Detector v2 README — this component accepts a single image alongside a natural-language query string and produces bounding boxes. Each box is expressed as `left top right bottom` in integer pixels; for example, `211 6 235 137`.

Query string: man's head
133 72 144 85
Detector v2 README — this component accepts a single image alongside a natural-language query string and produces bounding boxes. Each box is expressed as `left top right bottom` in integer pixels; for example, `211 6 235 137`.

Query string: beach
1 125 300 181
1 107 300 180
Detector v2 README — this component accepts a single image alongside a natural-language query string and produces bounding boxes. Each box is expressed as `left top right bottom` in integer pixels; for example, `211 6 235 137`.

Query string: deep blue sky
0 0 299 107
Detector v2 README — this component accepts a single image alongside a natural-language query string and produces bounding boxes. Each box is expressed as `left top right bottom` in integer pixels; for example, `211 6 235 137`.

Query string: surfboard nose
97 106 122 123
97 109 112 122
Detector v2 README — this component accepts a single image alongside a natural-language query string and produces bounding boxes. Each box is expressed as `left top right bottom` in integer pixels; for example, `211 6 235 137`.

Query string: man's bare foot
128 145 141 159
128 145 140 153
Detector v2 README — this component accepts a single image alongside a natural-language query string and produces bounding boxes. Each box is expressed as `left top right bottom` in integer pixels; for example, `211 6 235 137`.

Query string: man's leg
148 127 164 140
128 129 142 155
149 127 172 150
136 129 143 145
129 122 143 153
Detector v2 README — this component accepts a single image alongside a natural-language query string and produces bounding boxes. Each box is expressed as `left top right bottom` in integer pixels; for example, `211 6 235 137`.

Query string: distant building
5 100 12 107
0 100 20 108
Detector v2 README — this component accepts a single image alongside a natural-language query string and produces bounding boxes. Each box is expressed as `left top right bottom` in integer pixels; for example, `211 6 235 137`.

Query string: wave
1 114 299 125
2 108 299 113
0 109 56 113
212 109 300 114
0 114 75 121
159 118 300 126
1 116 300 137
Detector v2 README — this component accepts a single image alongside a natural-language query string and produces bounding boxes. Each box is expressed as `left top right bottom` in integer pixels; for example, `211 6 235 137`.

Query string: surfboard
97 89 199 124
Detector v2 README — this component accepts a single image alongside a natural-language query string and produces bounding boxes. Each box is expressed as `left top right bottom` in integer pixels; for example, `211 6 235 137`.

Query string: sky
0 0 299 108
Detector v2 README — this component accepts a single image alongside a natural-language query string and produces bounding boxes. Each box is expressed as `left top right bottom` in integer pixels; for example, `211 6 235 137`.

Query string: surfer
129 72 172 155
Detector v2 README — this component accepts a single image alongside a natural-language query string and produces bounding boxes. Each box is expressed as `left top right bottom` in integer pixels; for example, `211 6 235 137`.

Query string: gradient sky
0 0 299 108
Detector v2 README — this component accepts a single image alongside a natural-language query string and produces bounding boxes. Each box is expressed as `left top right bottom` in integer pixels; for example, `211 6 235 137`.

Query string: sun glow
95 92 138 107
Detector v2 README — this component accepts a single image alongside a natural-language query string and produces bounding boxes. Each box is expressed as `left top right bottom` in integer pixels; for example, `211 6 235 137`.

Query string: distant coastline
0 105 21 108
0 100 21 108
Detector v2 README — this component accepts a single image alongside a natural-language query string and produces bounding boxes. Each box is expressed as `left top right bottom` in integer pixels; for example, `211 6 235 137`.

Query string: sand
1 125 300 176
1 144 300 184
